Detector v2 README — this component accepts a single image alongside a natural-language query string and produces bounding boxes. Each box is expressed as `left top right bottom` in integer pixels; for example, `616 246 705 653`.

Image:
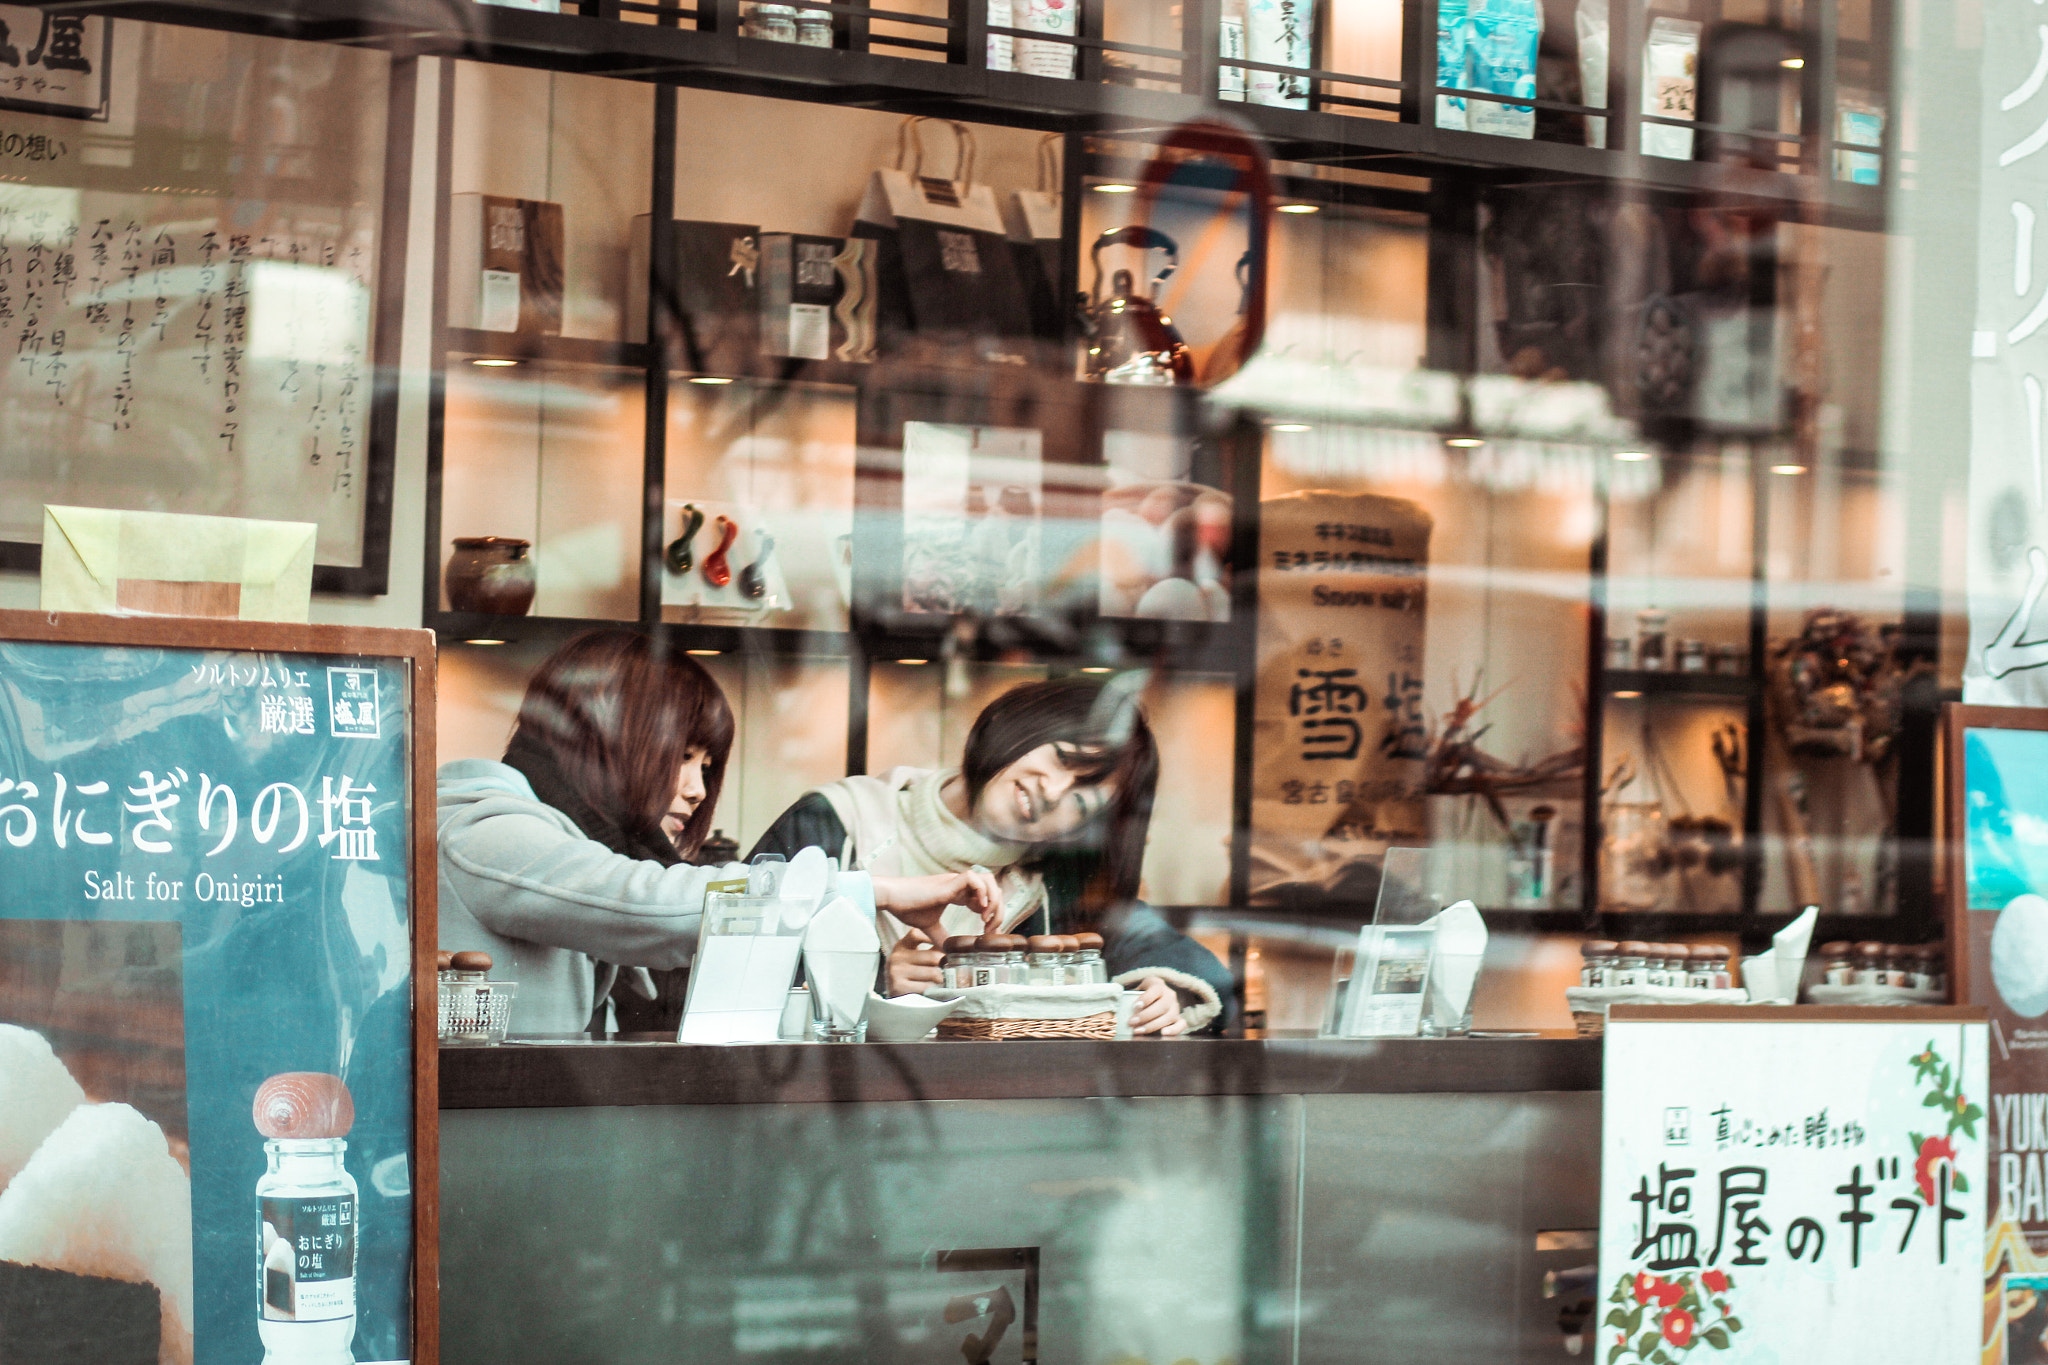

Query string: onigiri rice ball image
1995 893 2048 1018
0 1103 193 1365
0 1024 85 1193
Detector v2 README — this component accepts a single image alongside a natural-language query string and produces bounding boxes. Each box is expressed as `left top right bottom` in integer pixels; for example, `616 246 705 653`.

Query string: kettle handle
1089 225 1179 303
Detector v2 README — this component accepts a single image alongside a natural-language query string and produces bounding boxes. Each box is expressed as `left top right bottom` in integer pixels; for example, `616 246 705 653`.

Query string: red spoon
702 515 738 588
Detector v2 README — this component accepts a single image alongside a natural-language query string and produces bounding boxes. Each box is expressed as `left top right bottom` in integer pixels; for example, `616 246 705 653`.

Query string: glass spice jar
1852 941 1887 987
1613 941 1650 988
1637 609 1670 671
1686 945 1717 990
1820 941 1855 986
1025 935 1061 985
997 935 1029 985
794 5 833 45
1581 939 1619 987
1074 932 1106 984
745 2 798 41
1882 945 1912 990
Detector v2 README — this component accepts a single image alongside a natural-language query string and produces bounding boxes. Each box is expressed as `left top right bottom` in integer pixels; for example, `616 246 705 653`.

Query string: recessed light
1613 689 1643 698
1277 203 1320 214
1079 666 1114 674
464 638 507 645
1614 450 1653 462
1771 463 1809 475
896 658 929 665
1780 56 1805 68
1446 436 1485 448
1092 183 1137 194
685 649 722 656
471 358 518 367
688 376 734 385
1270 422 1313 432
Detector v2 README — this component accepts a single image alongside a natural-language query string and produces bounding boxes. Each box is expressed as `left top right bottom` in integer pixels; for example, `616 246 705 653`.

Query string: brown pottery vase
445 537 537 615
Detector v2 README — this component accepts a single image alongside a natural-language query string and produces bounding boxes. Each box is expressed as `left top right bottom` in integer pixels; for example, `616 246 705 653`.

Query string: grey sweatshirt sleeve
438 799 733 970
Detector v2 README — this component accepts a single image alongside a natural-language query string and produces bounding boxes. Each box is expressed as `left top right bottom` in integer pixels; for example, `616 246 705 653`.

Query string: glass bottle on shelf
1686 945 1715 990
1613 941 1649 988
1820 941 1855 986
1026 936 1060 985
745 3 798 42
1074 932 1106 984
1853 941 1887 987
795 5 832 46
1636 609 1670 671
1580 939 1618 987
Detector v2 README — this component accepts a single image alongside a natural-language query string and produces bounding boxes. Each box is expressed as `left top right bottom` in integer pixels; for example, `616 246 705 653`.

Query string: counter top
438 1033 1601 1108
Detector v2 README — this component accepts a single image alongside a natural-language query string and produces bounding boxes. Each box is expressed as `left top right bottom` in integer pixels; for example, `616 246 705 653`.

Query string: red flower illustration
1701 1269 1728 1294
1633 1272 1660 1304
1915 1135 1957 1205
1663 1308 1696 1348
1655 1279 1684 1308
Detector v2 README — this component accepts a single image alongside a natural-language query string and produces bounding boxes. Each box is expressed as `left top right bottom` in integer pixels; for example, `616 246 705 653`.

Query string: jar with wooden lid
1613 941 1650 988
1074 933 1106 984
1852 941 1887 987
1819 941 1855 986
1580 940 1619 988
1025 935 1061 985
941 936 980 990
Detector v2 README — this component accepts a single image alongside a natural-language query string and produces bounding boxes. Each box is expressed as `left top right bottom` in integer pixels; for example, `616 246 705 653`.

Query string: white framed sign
1600 1007 1987 1364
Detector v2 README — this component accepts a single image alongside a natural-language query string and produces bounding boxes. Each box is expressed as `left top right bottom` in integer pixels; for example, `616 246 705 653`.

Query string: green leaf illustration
1608 1308 1634 1330
1725 1317 1743 1332
1714 1299 1729 1314
1638 1330 1662 1356
1628 1306 1645 1334
1680 1289 1702 1313
1910 1131 1924 1147
1704 1327 1730 1350
1651 1350 1674 1365
1924 1093 1947 1107
1955 1171 1972 1192
1609 1344 1629 1365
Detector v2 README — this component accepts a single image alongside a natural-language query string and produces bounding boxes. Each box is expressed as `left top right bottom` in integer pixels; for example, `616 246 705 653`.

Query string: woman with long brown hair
437 630 998 1033
749 677 1232 1035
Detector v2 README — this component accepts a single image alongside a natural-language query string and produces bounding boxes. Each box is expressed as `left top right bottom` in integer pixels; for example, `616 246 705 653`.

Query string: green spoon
664 504 705 574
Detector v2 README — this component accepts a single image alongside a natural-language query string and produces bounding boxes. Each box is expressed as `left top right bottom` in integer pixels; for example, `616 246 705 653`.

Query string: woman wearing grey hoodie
436 631 997 1033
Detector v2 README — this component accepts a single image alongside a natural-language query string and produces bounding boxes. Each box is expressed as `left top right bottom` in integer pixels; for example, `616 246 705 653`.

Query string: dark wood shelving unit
1603 669 1759 699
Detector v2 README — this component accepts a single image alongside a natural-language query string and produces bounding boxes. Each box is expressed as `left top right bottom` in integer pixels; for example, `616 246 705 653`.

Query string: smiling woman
748 678 1233 1035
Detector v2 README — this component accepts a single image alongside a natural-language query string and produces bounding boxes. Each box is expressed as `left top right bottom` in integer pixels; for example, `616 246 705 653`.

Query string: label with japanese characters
260 1195 356 1321
0 637 414 1363
1600 1013 1987 1363
1249 490 1432 904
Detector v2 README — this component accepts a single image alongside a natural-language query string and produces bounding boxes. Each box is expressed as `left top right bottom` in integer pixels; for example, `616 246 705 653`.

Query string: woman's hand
873 868 1002 938
884 928 947 998
1128 976 1187 1037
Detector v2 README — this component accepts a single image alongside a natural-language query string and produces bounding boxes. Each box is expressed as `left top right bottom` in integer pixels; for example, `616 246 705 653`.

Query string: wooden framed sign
1944 703 2048 1364
0 610 436 1365
1600 1006 1987 1365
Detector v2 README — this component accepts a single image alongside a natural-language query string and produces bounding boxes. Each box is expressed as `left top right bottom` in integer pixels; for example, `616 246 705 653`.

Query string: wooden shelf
431 610 851 657
446 328 652 368
1602 668 1759 700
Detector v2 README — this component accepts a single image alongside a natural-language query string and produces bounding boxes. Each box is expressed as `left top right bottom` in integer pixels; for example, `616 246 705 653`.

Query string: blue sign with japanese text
0 639 413 1365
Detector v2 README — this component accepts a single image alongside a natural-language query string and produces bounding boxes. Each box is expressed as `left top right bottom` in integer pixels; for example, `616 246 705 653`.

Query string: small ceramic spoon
738 532 776 600
702 515 738 588
664 504 705 574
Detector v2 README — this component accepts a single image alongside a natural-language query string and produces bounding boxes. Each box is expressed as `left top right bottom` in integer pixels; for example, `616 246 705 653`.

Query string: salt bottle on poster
1246 0 1312 108
254 1073 359 1365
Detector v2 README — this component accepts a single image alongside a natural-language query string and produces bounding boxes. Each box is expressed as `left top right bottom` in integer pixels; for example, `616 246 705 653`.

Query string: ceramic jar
445 537 536 615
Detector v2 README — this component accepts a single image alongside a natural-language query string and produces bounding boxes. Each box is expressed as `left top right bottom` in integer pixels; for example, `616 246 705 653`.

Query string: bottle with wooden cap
996 935 1030 985
1613 941 1649 988
1853 941 1887 987
444 950 491 983
1026 936 1062 985
1074 932 1106 985
1820 941 1854 986
941 936 980 991
254 1072 358 1363
1580 940 1618 988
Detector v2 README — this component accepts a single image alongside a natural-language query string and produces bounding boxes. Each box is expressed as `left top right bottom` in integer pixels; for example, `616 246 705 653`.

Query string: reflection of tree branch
944 1286 1015 1365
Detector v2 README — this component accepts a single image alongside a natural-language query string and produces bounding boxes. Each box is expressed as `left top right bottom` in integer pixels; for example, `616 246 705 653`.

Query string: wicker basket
1571 1010 1606 1038
937 1011 1117 1041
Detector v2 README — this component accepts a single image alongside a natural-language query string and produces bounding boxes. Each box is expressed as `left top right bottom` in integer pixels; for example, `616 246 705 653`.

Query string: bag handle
894 116 977 188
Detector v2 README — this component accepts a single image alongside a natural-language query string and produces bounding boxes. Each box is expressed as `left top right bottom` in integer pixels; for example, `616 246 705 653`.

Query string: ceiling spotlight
1613 689 1644 699
1079 666 1114 674
1277 203 1320 214
685 649 722 656
688 376 734 385
1771 463 1809 475
897 658 930 665
1780 56 1805 68
1614 450 1654 462
471 358 518 367
1270 422 1313 432
464 638 507 645
1092 183 1137 194
1446 435 1485 448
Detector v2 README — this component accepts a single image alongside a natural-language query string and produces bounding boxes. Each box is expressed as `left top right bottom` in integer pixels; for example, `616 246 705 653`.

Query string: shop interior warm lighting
685 649 722 656
471 358 518 367
897 658 929 665
464 638 507 646
1780 56 1805 68
1270 422 1313 432
1614 450 1654 462
1092 183 1137 194
1446 435 1485 448
688 376 734 385
1079 666 1114 674
1613 689 1643 698
1277 203 1320 214
1771 463 1809 474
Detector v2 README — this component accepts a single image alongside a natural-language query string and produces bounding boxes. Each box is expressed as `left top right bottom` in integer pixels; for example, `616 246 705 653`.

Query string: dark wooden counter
439 1033 1602 1108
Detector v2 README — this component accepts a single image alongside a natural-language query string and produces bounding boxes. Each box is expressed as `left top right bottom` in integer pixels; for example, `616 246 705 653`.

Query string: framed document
0 610 436 1365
